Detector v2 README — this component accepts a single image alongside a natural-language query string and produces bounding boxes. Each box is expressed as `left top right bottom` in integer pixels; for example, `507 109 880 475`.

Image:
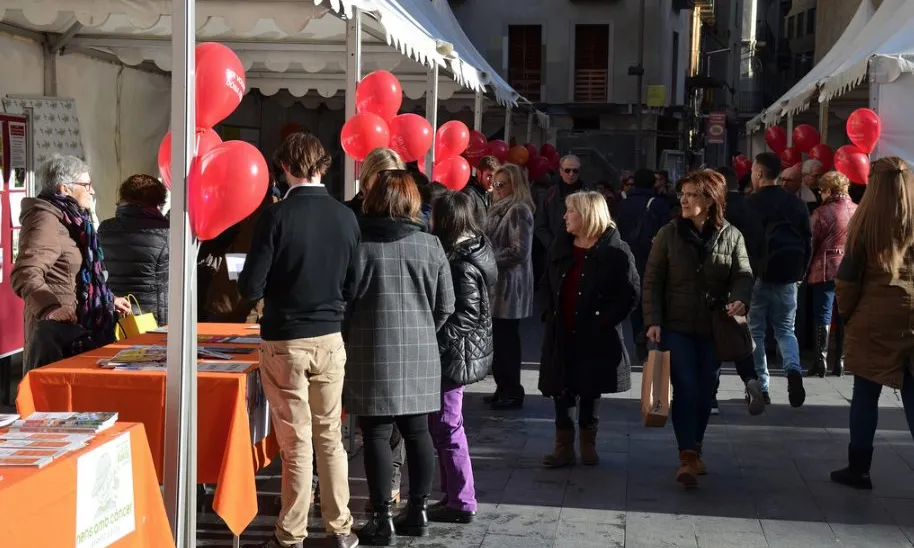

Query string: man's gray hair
802 159 823 175
37 154 90 196
560 154 581 168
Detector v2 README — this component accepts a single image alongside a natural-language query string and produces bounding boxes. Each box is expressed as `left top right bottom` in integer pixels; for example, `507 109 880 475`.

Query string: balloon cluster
341 70 561 190
157 43 269 241
744 108 882 186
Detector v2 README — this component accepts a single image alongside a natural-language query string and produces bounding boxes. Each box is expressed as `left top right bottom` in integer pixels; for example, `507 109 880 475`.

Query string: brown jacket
837 241 914 389
199 194 278 323
10 198 82 368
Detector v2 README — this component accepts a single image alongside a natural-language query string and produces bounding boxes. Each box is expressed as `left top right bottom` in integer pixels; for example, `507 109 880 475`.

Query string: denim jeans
429 382 477 512
850 369 914 452
665 330 721 452
749 280 802 392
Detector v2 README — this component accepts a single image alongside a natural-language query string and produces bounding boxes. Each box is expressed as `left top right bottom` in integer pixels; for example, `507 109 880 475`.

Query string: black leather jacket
438 235 498 386
98 204 170 324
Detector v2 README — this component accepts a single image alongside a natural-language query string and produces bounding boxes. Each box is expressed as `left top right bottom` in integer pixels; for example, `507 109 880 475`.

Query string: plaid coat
344 216 455 416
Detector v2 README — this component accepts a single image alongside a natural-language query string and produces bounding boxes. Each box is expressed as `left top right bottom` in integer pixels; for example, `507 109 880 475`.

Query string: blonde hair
818 171 850 195
359 148 404 194
565 191 614 239
494 163 535 212
846 157 914 275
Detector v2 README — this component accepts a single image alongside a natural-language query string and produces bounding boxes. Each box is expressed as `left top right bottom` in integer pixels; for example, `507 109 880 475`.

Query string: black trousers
360 414 434 505
492 318 524 398
713 354 759 398
554 392 600 429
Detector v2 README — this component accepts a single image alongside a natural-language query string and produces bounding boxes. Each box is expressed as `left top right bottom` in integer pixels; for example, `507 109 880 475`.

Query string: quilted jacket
808 194 857 284
438 235 498 386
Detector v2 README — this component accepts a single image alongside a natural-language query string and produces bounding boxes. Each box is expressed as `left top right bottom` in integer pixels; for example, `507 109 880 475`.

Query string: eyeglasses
70 181 92 189
563 168 580 174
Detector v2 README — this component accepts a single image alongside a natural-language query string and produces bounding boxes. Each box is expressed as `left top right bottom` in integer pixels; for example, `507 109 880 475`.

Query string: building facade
449 0 696 179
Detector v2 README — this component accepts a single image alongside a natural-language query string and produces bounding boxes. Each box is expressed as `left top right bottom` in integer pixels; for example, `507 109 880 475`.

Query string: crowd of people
8 131 914 547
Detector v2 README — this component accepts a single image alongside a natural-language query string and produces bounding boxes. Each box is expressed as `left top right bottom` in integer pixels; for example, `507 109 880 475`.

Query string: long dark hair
431 191 482 252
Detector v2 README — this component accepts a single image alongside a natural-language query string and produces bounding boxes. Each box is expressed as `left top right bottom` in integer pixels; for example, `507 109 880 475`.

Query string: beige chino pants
259 333 353 545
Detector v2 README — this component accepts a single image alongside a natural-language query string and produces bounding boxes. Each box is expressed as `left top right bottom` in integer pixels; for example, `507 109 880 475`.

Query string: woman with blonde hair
346 147 405 216
806 170 857 378
485 164 535 409
831 157 914 490
539 191 640 467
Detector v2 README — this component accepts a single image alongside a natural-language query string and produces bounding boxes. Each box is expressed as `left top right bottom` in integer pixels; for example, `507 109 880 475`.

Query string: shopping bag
640 349 671 427
114 295 159 341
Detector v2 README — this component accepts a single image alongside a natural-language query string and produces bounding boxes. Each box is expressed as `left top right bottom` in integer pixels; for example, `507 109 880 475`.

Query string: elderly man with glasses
534 154 591 254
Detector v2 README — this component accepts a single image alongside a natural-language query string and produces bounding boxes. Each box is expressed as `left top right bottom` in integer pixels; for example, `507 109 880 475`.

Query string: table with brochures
0 422 175 548
14 324 279 536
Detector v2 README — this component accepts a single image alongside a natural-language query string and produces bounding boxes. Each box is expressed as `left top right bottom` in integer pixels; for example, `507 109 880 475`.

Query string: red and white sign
706 112 727 145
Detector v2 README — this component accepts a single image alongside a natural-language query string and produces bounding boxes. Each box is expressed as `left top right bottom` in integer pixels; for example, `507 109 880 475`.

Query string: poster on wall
8 121 27 190
75 432 136 548
2 97 84 165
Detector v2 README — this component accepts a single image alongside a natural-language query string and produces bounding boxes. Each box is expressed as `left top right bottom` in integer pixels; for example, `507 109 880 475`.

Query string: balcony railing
508 68 542 101
574 69 608 103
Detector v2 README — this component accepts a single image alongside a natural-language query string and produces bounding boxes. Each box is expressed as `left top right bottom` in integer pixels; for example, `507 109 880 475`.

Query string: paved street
197 316 914 547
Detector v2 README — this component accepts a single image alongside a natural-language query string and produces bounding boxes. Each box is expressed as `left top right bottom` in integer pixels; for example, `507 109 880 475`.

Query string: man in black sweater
747 153 813 410
239 133 359 548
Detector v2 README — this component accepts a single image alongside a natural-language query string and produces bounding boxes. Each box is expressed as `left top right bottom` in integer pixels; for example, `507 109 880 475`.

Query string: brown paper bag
640 349 671 427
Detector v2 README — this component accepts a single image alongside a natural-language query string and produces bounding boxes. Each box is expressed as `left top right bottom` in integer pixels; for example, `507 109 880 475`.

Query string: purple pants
429 382 477 512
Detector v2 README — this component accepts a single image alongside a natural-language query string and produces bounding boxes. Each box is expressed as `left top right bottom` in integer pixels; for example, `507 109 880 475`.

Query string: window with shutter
507 25 542 101
574 24 609 103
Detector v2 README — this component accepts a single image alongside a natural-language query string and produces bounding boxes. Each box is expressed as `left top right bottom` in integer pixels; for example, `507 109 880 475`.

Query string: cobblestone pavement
195 316 914 547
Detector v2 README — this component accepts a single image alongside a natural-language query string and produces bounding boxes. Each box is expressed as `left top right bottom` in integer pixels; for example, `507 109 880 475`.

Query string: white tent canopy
747 0 875 132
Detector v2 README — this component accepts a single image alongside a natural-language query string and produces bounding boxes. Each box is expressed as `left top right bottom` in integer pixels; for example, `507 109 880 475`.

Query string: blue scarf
43 195 115 346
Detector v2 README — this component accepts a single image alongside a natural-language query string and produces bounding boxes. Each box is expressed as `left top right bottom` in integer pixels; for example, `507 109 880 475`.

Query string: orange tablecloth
15 324 279 536
0 422 175 548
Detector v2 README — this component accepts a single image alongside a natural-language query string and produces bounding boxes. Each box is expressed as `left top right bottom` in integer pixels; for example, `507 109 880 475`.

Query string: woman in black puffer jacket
98 174 169 324
429 191 497 524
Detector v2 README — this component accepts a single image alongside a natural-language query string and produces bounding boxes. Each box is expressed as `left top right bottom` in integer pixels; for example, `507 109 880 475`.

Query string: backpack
760 216 806 282
629 198 658 249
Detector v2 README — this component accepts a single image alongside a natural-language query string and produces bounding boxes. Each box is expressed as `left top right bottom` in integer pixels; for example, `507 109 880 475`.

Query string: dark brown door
508 25 542 101
574 24 609 102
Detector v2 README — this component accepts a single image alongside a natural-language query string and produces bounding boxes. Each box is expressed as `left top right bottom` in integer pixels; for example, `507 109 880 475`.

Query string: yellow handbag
114 295 159 341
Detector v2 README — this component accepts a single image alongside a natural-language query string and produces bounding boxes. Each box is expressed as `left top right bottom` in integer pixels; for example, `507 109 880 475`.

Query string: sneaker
787 370 806 408
333 532 359 548
745 379 766 416
762 391 771 405
710 400 720 416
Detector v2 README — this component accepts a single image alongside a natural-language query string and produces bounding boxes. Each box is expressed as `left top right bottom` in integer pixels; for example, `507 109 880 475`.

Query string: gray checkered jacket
344 217 455 416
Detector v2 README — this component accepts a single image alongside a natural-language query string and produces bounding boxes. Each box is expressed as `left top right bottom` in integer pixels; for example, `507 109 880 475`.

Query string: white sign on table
225 253 246 281
75 432 136 548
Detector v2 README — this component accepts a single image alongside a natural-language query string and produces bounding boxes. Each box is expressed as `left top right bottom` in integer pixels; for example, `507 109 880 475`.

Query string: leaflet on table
0 431 95 444
197 361 256 373
0 455 54 468
11 412 118 434
98 359 165 370
0 413 19 428
110 345 167 363
0 439 87 451
198 335 262 344
0 446 70 460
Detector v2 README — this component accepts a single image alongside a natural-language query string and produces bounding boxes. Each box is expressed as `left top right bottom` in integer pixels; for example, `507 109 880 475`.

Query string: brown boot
543 427 576 468
693 443 707 476
676 450 699 487
579 425 599 466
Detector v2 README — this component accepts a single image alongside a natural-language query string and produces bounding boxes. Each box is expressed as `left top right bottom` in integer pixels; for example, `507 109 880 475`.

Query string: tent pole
786 114 794 148
425 63 439 181
504 104 513 146
526 112 533 144
164 0 197 544
345 8 362 199
473 90 483 132
868 73 880 158
818 102 829 144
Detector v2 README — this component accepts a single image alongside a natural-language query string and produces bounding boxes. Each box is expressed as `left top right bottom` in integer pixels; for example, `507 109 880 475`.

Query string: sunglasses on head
563 168 580 174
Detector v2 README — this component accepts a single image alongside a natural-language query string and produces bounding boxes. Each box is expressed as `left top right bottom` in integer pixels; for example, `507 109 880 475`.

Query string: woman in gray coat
485 163 536 410
345 169 455 545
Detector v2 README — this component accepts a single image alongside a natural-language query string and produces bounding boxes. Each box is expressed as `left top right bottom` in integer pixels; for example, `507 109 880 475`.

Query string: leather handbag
710 308 755 362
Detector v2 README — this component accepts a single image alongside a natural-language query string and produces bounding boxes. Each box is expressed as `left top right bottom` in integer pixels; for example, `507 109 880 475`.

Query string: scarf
43 194 115 346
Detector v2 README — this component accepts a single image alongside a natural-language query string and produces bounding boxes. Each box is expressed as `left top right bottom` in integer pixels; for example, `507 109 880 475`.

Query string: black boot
394 496 429 537
830 322 845 377
831 446 873 490
807 325 828 378
357 500 395 546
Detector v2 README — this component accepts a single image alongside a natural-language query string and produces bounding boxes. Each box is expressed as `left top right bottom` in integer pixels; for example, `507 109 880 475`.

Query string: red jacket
808 194 857 284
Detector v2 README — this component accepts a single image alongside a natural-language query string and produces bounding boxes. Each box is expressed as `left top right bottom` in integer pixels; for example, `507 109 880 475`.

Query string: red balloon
540 143 557 158
779 147 801 169
733 154 752 179
435 156 471 191
388 114 433 163
524 143 539 162
195 43 246 129
356 70 403 122
157 127 223 189
435 120 470 160
464 130 488 164
847 108 882 154
765 126 788 155
834 145 871 185
529 156 551 181
189 141 269 241
341 113 390 162
548 152 560 170
486 140 509 163
507 146 530 166
808 144 835 171
792 124 820 154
